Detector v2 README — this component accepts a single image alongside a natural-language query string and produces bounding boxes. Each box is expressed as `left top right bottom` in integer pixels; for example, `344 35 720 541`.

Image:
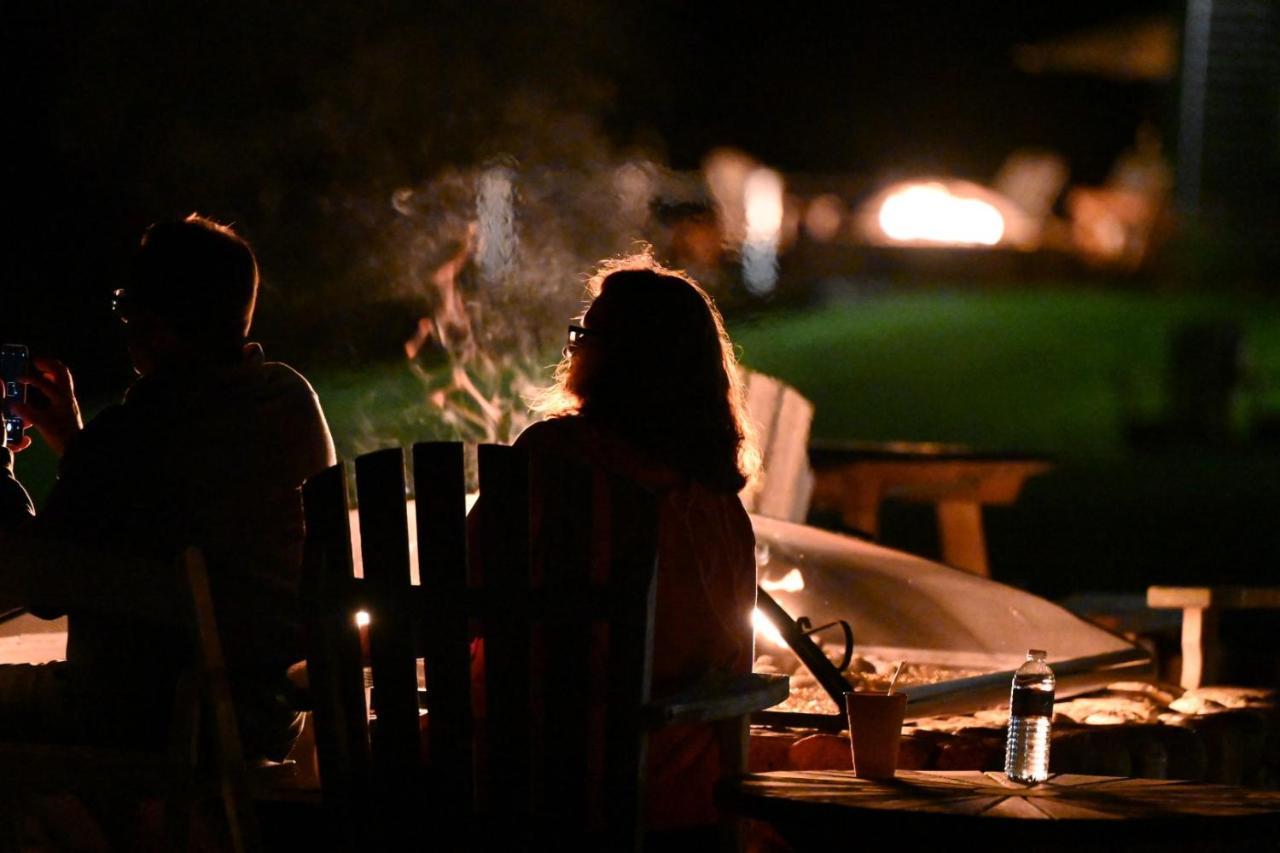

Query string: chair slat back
412 442 473 810
303 442 660 850
182 547 262 853
740 369 815 522
476 444 534 817
301 464 370 842
538 458 595 822
596 464 659 845
353 449 421 795
472 445 659 847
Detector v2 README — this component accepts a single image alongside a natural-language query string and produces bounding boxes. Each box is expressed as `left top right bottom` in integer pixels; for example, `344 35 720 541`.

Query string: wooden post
1178 606 1219 690
936 501 989 578
1146 586 1280 689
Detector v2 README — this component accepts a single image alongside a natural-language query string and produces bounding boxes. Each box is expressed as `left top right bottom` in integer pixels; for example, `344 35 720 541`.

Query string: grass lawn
731 287 1280 457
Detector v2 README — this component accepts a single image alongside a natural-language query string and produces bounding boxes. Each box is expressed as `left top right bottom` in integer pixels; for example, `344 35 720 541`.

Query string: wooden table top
727 763 1280 845
809 440 1052 466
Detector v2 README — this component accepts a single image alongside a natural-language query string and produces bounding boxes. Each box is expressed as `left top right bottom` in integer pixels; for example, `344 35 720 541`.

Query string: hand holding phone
13 354 84 456
1 344 29 448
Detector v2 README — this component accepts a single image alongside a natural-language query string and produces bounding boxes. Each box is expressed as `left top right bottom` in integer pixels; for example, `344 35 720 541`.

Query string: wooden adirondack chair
739 369 815 524
0 548 262 852
301 442 787 851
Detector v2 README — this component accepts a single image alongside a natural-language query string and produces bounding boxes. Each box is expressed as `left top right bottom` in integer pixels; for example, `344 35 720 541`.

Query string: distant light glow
804 194 844 242
760 568 805 593
752 607 788 647
355 610 371 628
878 182 1005 246
743 167 784 295
704 147 756 246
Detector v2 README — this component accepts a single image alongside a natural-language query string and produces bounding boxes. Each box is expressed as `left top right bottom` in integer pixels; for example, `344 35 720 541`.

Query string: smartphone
1 344 29 447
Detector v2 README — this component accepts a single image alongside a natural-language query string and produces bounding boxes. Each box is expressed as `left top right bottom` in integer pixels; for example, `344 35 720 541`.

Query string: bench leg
937 501 989 577
1180 606 1220 689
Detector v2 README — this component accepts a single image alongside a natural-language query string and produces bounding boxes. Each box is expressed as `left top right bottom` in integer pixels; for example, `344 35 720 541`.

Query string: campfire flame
877 181 1005 246
755 568 803 648
760 568 805 593
752 607 788 648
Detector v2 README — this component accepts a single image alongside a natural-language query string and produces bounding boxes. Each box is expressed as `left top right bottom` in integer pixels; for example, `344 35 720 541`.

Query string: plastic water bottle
1005 649 1055 783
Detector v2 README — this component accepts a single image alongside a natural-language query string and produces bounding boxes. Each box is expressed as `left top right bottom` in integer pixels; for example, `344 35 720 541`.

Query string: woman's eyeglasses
565 324 601 353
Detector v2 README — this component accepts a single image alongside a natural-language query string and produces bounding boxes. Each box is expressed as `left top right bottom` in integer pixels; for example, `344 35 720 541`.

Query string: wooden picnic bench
1146 586 1280 689
808 441 1052 577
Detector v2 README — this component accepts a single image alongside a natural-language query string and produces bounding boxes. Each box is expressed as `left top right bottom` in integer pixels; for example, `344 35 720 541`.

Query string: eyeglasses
111 288 131 324
565 324 601 352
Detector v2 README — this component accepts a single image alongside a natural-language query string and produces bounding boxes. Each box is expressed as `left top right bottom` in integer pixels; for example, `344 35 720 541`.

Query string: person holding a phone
0 382 35 525
0 214 336 760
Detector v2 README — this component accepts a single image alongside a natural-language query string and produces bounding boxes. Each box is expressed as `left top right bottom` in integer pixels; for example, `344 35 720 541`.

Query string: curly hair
531 254 759 493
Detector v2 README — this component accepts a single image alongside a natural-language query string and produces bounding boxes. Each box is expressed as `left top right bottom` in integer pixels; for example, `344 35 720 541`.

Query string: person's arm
0 446 35 532
0 531 183 627
0 369 36 531
11 356 83 458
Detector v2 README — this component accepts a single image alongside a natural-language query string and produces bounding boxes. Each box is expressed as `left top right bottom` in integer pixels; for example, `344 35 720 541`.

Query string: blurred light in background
804 193 845 242
743 167 784 295
876 181 1005 246
704 147 756 248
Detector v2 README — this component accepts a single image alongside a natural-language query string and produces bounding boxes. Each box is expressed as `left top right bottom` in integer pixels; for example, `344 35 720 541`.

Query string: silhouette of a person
515 256 759 832
0 215 335 760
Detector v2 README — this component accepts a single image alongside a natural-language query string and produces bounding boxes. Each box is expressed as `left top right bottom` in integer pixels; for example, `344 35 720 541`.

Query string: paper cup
845 691 908 779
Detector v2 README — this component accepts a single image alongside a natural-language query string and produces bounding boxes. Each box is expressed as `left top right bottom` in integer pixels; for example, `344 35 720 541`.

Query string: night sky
3 0 1175 394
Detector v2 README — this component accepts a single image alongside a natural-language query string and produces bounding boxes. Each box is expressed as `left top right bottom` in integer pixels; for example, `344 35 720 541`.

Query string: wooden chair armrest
645 673 789 728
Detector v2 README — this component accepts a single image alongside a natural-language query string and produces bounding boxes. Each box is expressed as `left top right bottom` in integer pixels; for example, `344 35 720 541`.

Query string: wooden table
725 769 1280 851
809 441 1052 577
1147 585 1280 689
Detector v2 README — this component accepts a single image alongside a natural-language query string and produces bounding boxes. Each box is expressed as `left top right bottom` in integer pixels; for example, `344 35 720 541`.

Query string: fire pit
749 515 1152 728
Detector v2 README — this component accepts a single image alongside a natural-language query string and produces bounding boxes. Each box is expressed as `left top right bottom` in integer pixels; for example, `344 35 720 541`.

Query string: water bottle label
1010 688 1054 718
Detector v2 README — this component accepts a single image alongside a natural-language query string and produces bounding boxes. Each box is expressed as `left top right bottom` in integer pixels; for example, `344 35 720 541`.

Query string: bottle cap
1028 649 1047 659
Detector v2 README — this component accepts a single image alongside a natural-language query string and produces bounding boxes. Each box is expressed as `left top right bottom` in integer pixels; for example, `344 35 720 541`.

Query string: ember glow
877 181 1005 246
760 568 805 593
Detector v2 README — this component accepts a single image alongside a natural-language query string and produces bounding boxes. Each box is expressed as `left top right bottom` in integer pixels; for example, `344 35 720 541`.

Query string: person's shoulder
260 360 320 397
75 402 132 441
258 359 336 460
512 416 586 452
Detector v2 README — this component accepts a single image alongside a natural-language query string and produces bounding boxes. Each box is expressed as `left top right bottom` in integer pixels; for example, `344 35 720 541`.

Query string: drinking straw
887 661 905 694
